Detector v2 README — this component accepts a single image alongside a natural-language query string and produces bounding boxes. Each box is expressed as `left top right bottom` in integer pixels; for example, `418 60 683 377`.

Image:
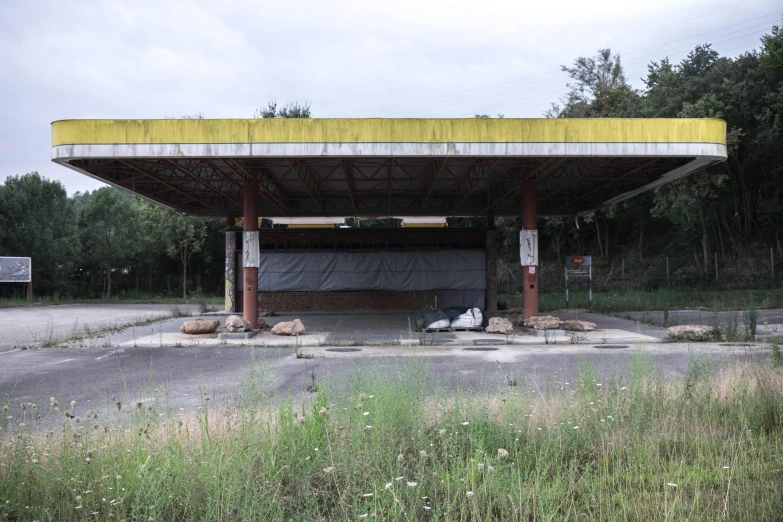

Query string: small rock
561 320 596 332
226 315 253 333
271 319 305 336
667 324 716 341
258 309 275 317
485 317 514 334
522 315 563 330
179 319 220 335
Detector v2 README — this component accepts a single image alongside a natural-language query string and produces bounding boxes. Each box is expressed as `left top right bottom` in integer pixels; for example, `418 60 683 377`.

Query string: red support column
243 181 259 329
522 179 538 319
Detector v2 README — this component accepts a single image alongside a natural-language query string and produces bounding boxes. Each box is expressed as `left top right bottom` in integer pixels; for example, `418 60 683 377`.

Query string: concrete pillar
224 217 237 313
485 212 498 312
243 181 259 329
522 179 538 319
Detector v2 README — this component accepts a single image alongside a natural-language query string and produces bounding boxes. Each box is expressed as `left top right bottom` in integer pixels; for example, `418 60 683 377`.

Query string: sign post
564 256 592 310
0 257 32 304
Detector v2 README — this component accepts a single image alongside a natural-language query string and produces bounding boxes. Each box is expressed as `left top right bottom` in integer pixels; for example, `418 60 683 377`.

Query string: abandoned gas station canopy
51 118 726 218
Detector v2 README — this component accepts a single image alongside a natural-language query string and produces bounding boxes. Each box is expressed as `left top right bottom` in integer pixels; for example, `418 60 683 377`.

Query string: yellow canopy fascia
52 118 726 146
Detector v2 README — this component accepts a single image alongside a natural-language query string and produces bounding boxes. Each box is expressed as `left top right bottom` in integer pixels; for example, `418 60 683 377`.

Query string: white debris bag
426 319 451 330
450 308 483 328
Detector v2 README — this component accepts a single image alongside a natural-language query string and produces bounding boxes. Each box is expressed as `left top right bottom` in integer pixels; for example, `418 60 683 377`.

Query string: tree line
1 23 781 298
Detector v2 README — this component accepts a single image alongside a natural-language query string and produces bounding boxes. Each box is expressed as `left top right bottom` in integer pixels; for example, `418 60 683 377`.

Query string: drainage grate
473 339 498 345
593 345 630 349
326 348 362 353
463 347 499 351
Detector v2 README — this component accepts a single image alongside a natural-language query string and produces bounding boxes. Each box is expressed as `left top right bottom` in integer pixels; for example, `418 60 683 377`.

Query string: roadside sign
0 257 31 282
565 255 592 268
564 255 592 310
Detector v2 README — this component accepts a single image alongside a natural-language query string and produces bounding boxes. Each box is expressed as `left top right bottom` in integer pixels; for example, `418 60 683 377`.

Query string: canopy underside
51 118 727 217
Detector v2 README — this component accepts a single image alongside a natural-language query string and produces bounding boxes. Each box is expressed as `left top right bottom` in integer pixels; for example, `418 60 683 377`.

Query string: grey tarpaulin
436 289 485 310
257 251 486 292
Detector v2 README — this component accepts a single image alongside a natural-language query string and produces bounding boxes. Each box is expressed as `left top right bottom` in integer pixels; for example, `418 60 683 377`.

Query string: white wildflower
667 482 677 487
466 491 474 498
407 481 417 487
497 448 509 461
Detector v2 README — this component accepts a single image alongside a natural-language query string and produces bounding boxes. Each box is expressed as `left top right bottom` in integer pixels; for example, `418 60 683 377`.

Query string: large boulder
523 315 563 330
561 320 597 332
485 317 514 335
179 319 220 335
271 319 306 336
667 324 716 341
226 315 253 333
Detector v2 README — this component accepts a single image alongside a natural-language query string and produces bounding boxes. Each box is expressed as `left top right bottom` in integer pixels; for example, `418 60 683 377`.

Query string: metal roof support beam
540 158 615 203
387 159 394 216
116 159 222 214
341 159 358 215
220 159 288 215
420 159 447 212
452 158 499 213
571 159 660 204
166 160 244 212
488 158 568 211
286 158 323 212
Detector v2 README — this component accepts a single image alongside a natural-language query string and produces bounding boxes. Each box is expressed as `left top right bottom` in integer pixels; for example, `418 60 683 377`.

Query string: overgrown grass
500 287 783 313
1 355 782 520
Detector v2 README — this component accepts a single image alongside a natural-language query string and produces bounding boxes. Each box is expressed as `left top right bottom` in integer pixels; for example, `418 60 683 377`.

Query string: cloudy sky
1 0 780 194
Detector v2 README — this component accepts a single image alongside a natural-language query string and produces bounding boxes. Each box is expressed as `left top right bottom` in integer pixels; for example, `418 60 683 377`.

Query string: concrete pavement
0 340 770 429
0 303 194 352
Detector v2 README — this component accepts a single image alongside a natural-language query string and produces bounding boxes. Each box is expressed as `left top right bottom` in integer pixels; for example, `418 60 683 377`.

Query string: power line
466 26 774 116
351 9 782 116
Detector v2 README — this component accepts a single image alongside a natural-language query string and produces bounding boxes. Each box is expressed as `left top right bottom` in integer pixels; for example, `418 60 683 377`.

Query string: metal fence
497 247 781 296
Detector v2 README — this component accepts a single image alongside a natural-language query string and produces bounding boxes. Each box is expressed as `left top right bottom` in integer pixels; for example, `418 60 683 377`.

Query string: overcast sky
1 0 780 194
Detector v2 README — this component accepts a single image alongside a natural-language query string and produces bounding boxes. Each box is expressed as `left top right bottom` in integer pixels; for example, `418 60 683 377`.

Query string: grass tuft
1 355 782 520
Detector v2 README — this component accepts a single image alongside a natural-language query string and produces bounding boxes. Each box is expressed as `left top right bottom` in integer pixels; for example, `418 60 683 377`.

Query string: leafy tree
0 173 79 295
78 187 140 298
161 213 209 298
547 48 641 118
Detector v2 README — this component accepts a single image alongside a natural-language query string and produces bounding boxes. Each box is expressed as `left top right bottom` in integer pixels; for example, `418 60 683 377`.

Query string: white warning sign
519 229 538 266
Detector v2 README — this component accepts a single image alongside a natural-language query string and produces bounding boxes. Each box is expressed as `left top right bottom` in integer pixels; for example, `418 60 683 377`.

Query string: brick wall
257 291 436 312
